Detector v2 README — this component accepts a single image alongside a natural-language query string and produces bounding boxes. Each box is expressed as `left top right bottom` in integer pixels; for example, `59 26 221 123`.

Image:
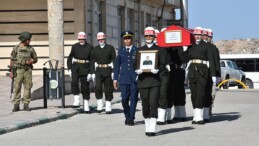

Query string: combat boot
157 108 166 125
97 99 103 113
23 104 30 111
83 100 90 114
173 106 181 121
105 101 112 114
166 108 173 124
149 118 157 136
12 104 20 112
72 95 80 108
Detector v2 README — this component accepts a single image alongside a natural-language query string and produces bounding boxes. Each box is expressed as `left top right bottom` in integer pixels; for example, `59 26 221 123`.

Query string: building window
98 1 106 32
146 13 151 27
141 11 144 34
118 6 125 46
127 8 135 32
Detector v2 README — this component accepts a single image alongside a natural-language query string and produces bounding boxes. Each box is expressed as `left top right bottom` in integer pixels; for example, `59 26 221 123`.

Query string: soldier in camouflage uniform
10 31 38 112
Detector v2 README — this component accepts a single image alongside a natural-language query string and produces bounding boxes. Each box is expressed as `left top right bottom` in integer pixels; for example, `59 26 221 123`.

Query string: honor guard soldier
167 46 187 122
92 32 116 114
154 29 172 125
113 31 138 126
186 27 216 125
135 27 167 136
10 31 38 112
205 28 221 120
67 32 93 113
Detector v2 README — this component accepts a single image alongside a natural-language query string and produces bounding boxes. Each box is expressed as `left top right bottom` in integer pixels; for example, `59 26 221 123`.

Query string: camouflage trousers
13 68 33 104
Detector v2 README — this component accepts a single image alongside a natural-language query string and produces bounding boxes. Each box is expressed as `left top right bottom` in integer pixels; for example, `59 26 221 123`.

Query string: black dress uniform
67 42 94 100
204 42 220 108
206 42 221 118
143 60 153 65
168 46 187 121
187 40 216 124
157 48 171 124
136 44 168 118
92 44 116 110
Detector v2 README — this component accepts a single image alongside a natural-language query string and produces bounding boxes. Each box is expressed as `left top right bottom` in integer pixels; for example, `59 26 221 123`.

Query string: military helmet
144 27 155 36
193 27 203 35
77 32 87 40
18 31 32 42
97 32 106 40
207 28 213 37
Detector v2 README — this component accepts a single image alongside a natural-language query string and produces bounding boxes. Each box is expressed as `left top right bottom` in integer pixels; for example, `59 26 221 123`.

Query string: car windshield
232 62 239 69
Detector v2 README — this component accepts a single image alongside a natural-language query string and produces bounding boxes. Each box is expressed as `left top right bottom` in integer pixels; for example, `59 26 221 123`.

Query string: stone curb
0 98 121 135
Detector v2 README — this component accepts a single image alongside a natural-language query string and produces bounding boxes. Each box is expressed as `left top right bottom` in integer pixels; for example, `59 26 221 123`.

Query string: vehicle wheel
222 76 229 89
245 79 254 89
238 77 246 89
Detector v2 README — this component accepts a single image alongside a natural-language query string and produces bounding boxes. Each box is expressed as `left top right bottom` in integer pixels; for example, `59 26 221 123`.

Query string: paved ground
0 76 121 134
1 77 259 145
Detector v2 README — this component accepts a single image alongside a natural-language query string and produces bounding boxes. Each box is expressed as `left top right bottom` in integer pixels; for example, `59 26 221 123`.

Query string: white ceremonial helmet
144 27 156 36
207 28 213 37
193 27 203 35
77 32 87 40
97 32 106 40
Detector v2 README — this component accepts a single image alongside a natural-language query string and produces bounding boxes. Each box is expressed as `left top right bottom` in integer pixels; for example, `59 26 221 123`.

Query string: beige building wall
0 0 181 75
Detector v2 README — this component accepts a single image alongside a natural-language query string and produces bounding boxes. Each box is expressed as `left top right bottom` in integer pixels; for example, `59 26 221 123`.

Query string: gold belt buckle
79 60 85 63
99 64 108 67
192 60 201 64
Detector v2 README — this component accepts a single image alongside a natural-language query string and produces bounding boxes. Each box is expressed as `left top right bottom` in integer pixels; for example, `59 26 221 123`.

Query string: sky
188 0 259 41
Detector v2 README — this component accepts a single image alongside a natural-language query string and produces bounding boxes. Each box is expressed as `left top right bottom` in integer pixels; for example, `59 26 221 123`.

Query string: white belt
97 64 109 67
74 59 89 63
191 59 207 65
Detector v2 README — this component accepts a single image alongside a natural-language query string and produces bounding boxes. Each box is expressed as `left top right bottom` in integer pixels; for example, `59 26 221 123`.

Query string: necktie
126 48 130 54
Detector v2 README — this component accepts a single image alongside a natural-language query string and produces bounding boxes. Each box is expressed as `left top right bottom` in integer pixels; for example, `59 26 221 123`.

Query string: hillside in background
214 38 259 54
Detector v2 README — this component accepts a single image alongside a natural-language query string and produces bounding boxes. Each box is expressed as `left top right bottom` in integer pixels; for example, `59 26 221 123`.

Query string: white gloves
94 62 98 70
111 73 114 80
67 70 72 77
212 76 216 83
91 74 96 82
109 63 114 69
185 61 191 72
151 69 159 74
166 65 170 72
135 69 143 75
87 74 92 82
72 57 76 64
183 46 188 52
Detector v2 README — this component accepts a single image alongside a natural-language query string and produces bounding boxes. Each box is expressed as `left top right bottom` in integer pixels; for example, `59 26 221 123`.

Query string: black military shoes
23 104 30 111
192 120 205 125
125 119 134 126
145 132 156 137
12 104 20 112
157 121 166 125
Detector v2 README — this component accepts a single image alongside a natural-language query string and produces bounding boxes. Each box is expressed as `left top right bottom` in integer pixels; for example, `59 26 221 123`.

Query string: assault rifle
8 65 16 100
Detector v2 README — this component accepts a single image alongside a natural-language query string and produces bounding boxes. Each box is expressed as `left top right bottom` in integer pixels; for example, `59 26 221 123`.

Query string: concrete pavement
0 75 121 135
1 89 259 146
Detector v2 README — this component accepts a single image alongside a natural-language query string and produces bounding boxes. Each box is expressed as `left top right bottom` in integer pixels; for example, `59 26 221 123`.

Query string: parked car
220 60 246 89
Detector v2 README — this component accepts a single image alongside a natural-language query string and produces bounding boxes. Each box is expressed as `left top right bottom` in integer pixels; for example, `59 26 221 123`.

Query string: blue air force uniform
113 31 138 125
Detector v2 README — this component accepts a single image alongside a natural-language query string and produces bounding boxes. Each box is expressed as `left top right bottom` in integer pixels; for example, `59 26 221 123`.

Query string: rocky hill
214 38 259 54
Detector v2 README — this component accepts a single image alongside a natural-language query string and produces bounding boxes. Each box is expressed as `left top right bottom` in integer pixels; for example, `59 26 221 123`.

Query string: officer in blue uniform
113 31 138 126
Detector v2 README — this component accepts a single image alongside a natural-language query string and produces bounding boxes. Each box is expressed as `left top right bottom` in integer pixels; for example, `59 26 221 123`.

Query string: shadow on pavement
210 112 241 123
157 126 195 136
134 120 145 125
29 107 47 111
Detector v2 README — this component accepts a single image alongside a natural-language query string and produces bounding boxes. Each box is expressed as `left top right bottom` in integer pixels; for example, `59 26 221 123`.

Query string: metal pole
182 0 188 28
47 0 64 69
43 68 47 108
